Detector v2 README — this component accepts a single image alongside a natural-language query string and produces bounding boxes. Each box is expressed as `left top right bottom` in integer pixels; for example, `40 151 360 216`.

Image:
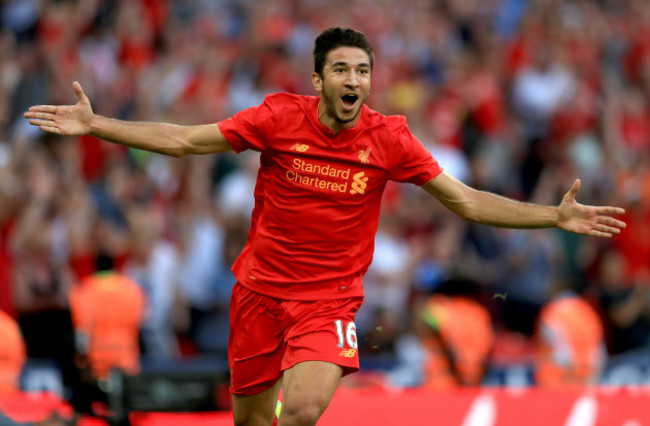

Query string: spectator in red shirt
25 27 626 426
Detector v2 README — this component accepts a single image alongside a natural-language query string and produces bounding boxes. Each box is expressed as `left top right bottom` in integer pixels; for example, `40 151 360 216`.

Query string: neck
317 99 360 134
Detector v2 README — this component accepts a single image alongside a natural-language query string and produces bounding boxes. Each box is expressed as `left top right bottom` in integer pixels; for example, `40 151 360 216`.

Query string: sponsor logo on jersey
290 143 310 152
284 158 370 196
286 158 351 193
350 171 368 195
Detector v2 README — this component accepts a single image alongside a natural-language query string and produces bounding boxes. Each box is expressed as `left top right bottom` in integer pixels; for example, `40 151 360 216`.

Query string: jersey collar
309 96 367 139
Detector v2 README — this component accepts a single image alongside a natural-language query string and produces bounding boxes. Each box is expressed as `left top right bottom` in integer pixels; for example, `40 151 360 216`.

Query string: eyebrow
331 61 371 68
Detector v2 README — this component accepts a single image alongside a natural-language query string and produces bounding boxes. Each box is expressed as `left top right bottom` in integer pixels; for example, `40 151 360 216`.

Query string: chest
260 130 391 200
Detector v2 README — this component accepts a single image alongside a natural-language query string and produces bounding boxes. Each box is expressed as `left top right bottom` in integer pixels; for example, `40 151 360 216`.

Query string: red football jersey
218 93 442 300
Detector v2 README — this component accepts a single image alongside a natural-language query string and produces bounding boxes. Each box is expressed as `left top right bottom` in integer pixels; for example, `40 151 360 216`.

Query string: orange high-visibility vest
0 310 26 395
535 295 605 386
420 296 494 389
70 272 145 380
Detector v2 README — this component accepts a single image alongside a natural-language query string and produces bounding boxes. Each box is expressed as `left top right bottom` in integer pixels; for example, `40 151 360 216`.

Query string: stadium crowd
1 0 650 399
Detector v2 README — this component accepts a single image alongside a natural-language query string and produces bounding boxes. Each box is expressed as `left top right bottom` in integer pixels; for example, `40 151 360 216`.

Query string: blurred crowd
1 0 650 398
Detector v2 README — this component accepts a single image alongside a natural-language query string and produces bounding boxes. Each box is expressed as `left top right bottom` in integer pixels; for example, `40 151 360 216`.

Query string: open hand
557 179 626 238
24 81 94 136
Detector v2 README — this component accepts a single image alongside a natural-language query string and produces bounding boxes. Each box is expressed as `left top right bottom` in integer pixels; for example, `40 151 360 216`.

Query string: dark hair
313 27 374 76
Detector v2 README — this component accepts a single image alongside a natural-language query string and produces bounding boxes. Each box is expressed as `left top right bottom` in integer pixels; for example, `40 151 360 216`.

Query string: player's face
312 47 371 133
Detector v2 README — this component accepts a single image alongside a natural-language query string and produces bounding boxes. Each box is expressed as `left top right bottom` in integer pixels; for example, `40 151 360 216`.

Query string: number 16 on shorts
334 320 358 349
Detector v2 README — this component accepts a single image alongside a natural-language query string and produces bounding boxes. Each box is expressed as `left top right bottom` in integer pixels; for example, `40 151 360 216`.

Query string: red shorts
228 282 364 395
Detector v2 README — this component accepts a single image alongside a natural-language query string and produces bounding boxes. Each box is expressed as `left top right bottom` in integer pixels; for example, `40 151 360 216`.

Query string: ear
311 72 323 93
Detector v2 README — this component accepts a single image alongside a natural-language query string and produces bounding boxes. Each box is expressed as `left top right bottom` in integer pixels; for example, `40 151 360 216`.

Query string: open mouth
341 94 359 109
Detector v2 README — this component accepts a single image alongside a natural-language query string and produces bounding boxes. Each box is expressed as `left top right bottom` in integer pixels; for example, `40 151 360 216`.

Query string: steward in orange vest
417 293 494 388
0 310 26 395
535 288 605 386
69 256 145 381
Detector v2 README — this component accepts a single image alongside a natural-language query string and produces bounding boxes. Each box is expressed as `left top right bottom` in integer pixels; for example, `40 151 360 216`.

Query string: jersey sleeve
217 95 277 153
388 120 443 185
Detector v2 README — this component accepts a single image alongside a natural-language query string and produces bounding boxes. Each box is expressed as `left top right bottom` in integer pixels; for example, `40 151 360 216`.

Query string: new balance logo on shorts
338 349 357 358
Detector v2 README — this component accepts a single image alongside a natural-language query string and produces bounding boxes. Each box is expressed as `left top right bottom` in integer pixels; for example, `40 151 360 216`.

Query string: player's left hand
557 179 626 238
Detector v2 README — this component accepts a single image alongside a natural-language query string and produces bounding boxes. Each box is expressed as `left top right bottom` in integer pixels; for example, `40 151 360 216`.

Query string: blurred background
1 0 650 423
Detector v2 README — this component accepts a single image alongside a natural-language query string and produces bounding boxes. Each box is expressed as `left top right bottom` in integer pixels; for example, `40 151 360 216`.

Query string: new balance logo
338 349 357 358
350 171 368 195
358 147 371 164
290 143 310 152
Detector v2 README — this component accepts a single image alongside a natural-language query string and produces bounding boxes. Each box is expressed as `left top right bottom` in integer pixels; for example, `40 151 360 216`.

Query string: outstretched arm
422 171 626 238
24 81 232 157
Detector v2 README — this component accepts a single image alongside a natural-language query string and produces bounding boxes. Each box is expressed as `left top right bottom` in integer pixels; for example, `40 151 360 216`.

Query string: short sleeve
217 96 276 153
389 121 443 185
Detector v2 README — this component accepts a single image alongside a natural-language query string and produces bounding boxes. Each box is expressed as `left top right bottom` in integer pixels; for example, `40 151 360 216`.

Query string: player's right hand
24 81 94 136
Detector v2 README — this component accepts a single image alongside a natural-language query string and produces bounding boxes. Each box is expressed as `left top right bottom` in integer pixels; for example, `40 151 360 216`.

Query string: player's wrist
88 114 104 136
552 206 560 228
